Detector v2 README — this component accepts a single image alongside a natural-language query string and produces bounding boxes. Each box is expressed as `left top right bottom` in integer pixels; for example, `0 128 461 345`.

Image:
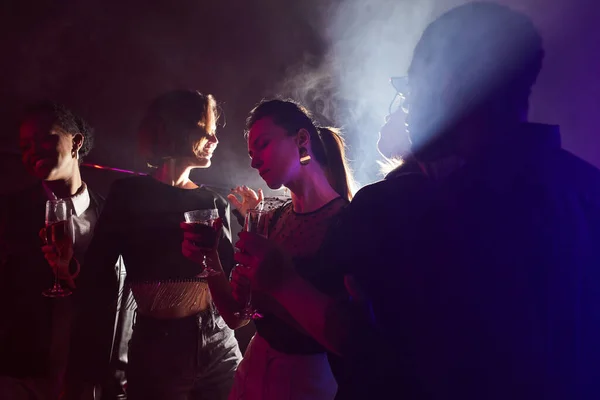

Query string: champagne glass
234 208 269 320
42 199 74 298
184 208 221 277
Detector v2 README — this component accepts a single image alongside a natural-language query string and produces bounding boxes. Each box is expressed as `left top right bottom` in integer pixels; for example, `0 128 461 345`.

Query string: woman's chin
188 156 211 168
264 180 283 191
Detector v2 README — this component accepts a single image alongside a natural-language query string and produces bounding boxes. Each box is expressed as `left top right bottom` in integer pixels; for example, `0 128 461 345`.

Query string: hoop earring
299 147 311 165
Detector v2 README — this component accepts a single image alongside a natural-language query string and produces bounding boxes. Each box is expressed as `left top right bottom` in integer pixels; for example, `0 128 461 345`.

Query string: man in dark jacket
235 3 600 399
0 101 131 399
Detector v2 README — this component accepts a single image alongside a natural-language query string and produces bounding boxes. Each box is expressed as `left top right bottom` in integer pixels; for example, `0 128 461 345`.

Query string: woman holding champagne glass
65 90 241 400
182 99 355 400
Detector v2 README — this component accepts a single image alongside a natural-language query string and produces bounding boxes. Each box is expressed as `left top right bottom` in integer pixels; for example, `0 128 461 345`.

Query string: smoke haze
0 0 599 195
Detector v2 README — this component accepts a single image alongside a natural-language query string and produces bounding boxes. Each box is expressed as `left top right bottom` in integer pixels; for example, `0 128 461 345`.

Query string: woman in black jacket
66 90 241 400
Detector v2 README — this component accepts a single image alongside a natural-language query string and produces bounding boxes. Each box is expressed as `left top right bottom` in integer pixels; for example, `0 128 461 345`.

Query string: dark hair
138 89 219 168
22 101 95 161
246 99 355 201
410 2 543 106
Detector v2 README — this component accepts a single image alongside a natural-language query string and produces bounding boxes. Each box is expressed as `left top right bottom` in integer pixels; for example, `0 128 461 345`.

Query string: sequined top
253 196 348 354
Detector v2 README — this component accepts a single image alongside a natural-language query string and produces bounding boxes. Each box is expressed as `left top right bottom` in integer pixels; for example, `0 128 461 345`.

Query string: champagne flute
42 199 74 298
184 208 221 277
234 208 269 320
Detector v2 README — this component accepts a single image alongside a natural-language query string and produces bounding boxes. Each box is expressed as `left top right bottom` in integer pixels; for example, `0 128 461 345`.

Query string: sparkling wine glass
184 208 221 277
234 208 269 320
42 199 74 298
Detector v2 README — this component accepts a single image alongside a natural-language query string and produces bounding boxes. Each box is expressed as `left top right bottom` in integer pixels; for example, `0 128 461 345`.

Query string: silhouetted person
377 76 423 178
234 3 600 399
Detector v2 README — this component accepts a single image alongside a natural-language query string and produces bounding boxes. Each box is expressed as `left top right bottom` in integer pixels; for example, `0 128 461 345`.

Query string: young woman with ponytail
182 99 356 399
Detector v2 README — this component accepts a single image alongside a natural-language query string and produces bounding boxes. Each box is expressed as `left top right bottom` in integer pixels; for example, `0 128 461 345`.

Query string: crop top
84 175 234 285
68 175 235 385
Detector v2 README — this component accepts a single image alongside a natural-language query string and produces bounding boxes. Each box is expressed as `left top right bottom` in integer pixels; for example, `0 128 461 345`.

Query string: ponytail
317 127 356 201
245 99 357 201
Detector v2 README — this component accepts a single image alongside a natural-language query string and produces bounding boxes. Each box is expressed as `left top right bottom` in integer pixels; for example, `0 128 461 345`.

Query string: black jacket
0 182 131 399
328 124 600 399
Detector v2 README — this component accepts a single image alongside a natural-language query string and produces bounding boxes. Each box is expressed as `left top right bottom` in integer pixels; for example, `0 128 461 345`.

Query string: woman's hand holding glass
181 214 224 277
230 267 253 310
231 209 268 320
227 186 263 219
233 231 295 293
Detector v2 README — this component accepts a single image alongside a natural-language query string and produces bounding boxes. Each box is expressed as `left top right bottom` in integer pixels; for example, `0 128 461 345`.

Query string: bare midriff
130 280 212 319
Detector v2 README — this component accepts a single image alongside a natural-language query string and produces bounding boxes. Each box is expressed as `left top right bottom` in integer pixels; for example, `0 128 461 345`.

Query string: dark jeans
127 310 241 400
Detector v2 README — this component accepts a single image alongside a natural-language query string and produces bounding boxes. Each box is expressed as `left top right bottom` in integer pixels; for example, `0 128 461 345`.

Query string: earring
299 147 311 165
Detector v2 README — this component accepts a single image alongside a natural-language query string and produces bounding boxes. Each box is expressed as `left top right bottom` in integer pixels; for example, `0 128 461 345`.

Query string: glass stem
246 291 252 310
54 261 61 290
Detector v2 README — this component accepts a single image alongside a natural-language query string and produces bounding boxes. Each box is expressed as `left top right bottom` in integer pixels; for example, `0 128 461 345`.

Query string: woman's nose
250 157 262 169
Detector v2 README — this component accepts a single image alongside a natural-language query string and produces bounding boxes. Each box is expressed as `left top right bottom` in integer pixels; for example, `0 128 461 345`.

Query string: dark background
1 0 598 195
0 0 599 349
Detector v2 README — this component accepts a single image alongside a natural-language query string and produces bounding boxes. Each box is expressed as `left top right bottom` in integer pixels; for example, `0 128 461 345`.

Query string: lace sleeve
262 197 292 235
231 196 290 228
259 196 291 213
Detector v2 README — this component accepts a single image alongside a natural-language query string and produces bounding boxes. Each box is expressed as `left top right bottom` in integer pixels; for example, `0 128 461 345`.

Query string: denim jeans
127 310 241 400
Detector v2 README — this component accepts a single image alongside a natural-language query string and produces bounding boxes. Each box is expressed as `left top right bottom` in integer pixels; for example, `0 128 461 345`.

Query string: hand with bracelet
39 227 80 289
